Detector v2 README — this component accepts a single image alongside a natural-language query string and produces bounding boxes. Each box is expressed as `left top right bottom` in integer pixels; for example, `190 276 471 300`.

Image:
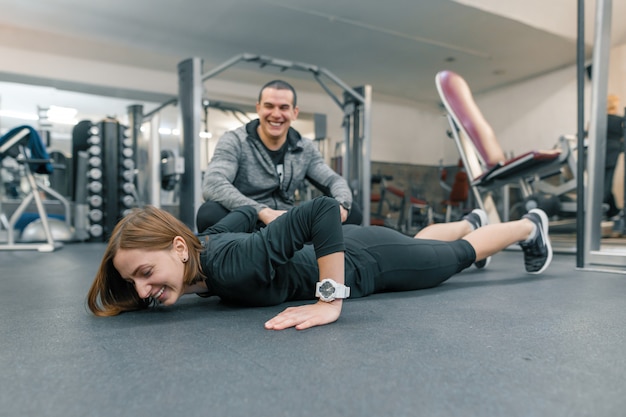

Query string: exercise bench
0 126 62 252
435 70 578 223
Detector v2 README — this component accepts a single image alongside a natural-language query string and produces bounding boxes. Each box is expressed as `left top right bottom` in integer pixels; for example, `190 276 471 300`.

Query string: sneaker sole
472 209 491 269
527 208 553 274
474 256 491 269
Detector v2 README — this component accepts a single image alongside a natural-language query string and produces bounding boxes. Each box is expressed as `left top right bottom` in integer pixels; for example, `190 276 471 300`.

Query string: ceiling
0 0 623 119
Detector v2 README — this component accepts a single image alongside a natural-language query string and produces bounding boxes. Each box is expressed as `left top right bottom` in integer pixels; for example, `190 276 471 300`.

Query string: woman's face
113 238 188 306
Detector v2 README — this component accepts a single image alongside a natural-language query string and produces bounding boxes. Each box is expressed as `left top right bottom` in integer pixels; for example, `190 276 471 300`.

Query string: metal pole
319 68 365 104
342 109 351 192
178 57 204 230
201 54 246 81
143 98 177 121
127 104 143 178
584 0 611 256
148 114 161 207
622 106 626 235
350 94 361 192
576 0 585 267
361 85 372 226
202 53 366 107
312 74 344 109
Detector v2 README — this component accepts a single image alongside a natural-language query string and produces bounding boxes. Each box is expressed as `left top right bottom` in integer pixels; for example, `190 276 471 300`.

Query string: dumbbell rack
84 120 136 241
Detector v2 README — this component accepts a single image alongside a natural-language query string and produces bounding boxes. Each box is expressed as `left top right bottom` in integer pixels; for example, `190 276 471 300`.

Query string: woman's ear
172 236 189 262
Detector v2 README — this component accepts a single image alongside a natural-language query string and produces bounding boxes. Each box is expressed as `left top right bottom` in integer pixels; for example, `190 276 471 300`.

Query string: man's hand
258 208 287 225
264 300 343 330
339 206 349 223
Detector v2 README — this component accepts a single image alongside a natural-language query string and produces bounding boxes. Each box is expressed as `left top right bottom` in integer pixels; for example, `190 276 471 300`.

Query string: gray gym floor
1 241 625 417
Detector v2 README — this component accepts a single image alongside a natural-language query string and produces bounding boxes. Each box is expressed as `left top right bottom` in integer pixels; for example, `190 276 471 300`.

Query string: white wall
478 41 626 159
477 66 581 157
0 40 624 168
296 89 450 166
457 0 626 46
297 38 625 167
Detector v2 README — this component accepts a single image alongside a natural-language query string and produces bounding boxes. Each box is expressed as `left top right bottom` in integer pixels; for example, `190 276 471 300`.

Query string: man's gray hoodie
201 119 352 214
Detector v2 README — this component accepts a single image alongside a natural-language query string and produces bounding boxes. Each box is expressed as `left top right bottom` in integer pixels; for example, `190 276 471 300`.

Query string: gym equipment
370 174 431 234
370 174 406 230
127 54 370 229
0 126 62 251
174 54 371 229
19 182 75 243
406 195 432 233
21 218 74 243
438 159 470 222
580 0 626 270
72 120 138 241
161 149 181 191
436 70 579 224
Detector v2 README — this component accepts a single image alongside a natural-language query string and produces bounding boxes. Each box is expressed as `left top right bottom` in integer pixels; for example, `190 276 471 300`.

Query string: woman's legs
413 208 551 273
415 209 490 268
344 208 551 297
414 217 473 240
462 218 534 260
414 209 487 241
343 226 477 294
463 208 552 274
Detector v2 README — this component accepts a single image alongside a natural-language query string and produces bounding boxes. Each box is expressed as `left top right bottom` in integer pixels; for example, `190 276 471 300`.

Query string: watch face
319 281 336 298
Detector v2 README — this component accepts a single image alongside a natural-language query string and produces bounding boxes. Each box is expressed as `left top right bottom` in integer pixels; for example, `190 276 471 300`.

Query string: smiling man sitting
196 79 362 232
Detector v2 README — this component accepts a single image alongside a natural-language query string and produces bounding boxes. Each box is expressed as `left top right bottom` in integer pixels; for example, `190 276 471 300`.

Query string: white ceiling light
46 106 78 125
0 110 38 121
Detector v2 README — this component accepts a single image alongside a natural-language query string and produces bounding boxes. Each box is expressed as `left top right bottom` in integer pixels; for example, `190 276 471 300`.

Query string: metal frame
129 53 372 228
582 0 626 272
0 127 61 252
177 58 204 228
178 53 372 229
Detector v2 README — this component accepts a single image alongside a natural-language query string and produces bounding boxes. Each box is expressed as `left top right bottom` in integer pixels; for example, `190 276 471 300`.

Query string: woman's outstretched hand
264 300 343 330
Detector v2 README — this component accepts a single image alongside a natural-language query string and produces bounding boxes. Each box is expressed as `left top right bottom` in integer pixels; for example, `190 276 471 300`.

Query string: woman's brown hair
86 206 205 316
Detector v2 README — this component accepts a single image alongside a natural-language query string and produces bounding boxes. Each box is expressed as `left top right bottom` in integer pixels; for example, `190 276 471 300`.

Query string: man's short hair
258 80 297 107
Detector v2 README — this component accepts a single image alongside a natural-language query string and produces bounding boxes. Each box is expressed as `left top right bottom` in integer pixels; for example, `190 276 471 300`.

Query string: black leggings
341 225 476 297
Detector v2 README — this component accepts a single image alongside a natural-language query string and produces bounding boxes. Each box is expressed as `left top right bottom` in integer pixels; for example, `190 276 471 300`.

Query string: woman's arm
264 251 345 330
205 197 347 327
257 198 347 330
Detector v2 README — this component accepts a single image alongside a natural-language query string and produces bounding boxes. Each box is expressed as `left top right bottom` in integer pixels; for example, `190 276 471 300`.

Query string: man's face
256 87 299 143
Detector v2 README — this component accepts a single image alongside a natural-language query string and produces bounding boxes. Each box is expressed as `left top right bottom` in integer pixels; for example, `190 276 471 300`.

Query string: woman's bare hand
264 300 343 330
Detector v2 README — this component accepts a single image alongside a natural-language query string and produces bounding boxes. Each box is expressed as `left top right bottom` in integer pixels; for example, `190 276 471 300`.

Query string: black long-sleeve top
198 197 346 306
197 196 478 307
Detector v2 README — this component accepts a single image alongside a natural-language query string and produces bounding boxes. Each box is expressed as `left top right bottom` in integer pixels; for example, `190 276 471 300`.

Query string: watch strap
333 284 350 298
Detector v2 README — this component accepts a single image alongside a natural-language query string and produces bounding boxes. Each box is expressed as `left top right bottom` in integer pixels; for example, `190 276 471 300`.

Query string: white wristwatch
315 279 350 302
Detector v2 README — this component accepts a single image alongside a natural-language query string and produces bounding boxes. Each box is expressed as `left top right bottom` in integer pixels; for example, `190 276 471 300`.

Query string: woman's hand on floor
264 300 343 330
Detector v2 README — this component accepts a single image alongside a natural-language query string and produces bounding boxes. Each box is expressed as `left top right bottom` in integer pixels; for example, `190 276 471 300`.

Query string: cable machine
176 53 372 230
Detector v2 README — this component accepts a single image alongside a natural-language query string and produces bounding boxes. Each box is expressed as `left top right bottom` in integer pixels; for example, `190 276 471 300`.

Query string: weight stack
85 120 137 241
